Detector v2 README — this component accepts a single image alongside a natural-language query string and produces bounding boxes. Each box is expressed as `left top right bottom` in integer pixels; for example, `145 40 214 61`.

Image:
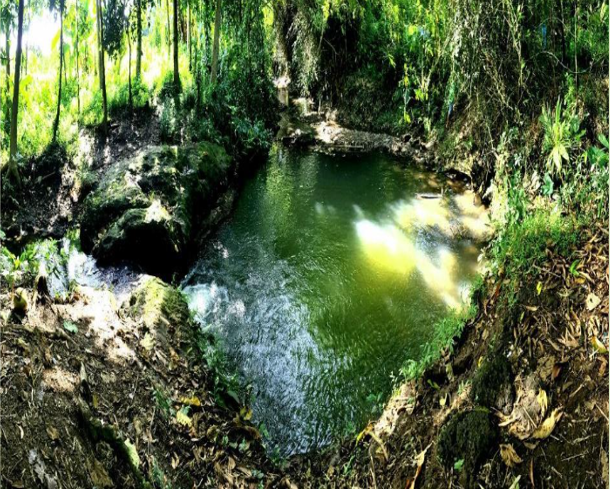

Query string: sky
14 12 60 57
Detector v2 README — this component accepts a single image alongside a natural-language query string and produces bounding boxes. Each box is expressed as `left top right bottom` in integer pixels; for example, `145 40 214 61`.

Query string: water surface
182 148 486 455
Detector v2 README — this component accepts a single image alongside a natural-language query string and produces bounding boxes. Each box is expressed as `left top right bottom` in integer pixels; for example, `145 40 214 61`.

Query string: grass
490 204 580 305
400 298 479 381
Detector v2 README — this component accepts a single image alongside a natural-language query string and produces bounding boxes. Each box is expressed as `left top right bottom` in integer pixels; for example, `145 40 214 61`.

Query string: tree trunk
8 0 24 184
128 30 133 108
76 0 80 116
173 0 179 89
52 8 64 142
136 0 142 78
210 0 221 84
166 0 170 60
5 28 10 91
187 4 191 72
96 0 108 132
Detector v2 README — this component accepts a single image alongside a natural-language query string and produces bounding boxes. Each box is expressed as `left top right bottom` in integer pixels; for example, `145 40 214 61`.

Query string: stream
181 147 488 456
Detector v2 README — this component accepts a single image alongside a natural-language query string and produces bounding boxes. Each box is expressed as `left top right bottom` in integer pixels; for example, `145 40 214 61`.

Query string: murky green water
182 147 486 455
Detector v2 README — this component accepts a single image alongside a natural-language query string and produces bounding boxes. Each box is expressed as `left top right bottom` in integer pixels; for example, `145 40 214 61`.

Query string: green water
182 147 484 455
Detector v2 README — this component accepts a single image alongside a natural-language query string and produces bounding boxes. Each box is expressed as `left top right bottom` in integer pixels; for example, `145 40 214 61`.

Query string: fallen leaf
591 336 608 354
531 408 563 439
500 444 523 468
171 453 180 469
123 439 140 469
509 475 521 489
176 407 192 427
140 333 155 351
180 395 201 407
63 321 78 334
537 389 548 418
46 426 60 441
586 293 601 311
407 445 431 489
551 363 562 381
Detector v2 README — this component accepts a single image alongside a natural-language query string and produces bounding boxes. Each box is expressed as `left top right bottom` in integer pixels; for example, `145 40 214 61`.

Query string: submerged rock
80 143 231 277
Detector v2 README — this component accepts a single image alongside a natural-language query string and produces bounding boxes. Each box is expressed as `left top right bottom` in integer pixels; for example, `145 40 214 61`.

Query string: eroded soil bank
1 110 608 489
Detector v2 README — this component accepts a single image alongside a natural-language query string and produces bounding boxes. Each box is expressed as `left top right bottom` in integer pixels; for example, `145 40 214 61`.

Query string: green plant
401 300 478 381
540 99 584 178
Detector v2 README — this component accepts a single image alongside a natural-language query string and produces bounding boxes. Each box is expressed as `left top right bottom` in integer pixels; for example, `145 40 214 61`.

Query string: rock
80 143 231 277
124 277 191 352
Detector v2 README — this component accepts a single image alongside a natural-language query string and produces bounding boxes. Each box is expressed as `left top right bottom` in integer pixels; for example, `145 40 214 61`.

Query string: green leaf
63 321 78 334
454 459 465 471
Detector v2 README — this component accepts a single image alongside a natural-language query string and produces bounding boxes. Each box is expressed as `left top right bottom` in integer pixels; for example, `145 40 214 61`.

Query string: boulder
80 143 231 277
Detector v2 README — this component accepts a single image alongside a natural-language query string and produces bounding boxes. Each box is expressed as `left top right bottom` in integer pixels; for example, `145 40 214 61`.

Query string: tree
8 0 24 183
96 0 107 131
210 0 220 83
172 0 179 88
52 0 65 141
135 0 142 77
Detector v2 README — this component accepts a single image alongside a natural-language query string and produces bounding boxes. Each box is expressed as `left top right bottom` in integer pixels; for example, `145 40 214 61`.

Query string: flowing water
182 147 488 456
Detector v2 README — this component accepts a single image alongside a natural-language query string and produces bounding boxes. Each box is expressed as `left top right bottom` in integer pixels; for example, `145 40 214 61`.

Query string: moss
437 409 498 483
79 142 231 275
470 354 512 408
127 277 190 331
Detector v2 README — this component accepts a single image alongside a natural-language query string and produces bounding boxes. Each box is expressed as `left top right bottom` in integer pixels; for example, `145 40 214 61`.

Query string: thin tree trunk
187 4 191 71
52 8 64 142
8 0 24 184
574 2 578 87
128 30 133 108
136 0 142 77
5 28 10 90
210 0 221 83
166 0 170 60
76 0 80 116
96 0 108 132
173 0 179 89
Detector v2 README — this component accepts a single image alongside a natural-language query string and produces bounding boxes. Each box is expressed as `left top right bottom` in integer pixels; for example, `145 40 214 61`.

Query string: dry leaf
500 444 523 468
180 396 201 407
591 336 608 354
46 426 60 441
551 363 562 381
407 445 430 489
586 293 601 311
176 409 192 427
531 408 563 439
140 333 155 351
537 389 548 418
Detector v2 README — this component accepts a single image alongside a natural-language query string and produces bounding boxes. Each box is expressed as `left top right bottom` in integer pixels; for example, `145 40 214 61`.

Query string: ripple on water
182 148 486 455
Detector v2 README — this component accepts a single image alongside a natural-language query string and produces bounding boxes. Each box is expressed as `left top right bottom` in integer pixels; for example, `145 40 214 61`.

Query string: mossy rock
126 277 190 331
437 409 498 484
470 354 512 409
80 143 231 277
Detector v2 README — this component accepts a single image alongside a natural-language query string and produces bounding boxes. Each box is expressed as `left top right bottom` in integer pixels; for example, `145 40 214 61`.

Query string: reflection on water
182 147 488 455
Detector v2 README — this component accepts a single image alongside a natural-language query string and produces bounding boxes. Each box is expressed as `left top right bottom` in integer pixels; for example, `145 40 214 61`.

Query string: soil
1 107 608 489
